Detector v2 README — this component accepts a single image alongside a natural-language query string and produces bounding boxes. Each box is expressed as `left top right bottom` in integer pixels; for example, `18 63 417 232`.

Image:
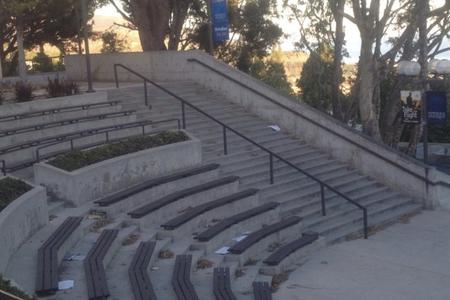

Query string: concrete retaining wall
64 51 450 209
33 130 202 206
0 178 48 273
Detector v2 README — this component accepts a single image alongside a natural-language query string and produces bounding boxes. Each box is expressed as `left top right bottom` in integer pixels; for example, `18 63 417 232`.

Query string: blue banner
426 91 448 125
211 0 229 43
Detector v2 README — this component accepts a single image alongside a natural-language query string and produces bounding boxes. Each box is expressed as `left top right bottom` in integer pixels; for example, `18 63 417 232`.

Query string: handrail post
320 184 326 216
181 102 186 129
1 160 6 176
269 154 274 184
144 80 149 107
114 64 119 88
70 139 74 151
223 127 228 155
36 149 40 163
363 209 368 239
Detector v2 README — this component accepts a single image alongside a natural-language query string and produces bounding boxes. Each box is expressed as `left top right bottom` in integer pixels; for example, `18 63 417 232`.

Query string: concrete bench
172 255 199 300
84 229 119 300
263 232 319 266
129 241 157 300
0 120 153 156
161 189 259 230
95 163 220 207
228 216 302 255
0 100 120 123
195 202 280 242
0 110 135 137
35 216 83 296
128 176 240 219
213 267 236 300
252 282 272 300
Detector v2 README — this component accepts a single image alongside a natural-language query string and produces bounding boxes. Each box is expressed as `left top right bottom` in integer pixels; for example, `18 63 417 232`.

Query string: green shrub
48 131 189 171
0 177 32 212
47 78 80 98
0 90 4 105
32 52 54 73
0 275 36 300
14 82 33 102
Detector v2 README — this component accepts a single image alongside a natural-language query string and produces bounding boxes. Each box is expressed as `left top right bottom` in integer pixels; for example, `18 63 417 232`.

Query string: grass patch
0 178 32 212
48 131 189 172
0 275 36 300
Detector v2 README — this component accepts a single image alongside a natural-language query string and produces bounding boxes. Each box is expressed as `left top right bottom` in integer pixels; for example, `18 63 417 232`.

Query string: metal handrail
0 110 135 137
114 64 150 108
35 118 180 162
113 63 368 239
0 100 121 123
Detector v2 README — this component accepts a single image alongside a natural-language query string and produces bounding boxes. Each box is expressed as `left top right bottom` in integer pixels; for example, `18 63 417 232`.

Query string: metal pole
223 127 228 155
206 0 214 55
81 0 94 93
181 103 186 129
423 91 429 164
320 184 326 216
269 154 274 184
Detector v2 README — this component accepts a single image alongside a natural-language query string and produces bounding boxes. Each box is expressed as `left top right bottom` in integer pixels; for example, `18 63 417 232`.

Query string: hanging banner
401 90 422 124
426 91 448 125
211 0 229 43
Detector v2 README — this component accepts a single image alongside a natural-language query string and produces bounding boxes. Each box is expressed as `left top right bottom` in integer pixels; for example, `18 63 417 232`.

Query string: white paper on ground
215 246 230 255
58 280 74 290
64 253 86 261
232 235 248 242
268 125 281 132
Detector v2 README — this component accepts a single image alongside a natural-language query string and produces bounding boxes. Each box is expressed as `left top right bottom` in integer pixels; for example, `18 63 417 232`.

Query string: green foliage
47 78 79 98
48 131 189 171
14 81 33 102
249 59 293 95
0 90 4 105
100 30 126 53
0 178 32 212
32 52 54 73
297 45 334 112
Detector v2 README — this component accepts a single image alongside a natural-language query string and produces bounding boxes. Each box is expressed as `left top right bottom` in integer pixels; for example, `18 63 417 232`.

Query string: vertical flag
211 0 229 43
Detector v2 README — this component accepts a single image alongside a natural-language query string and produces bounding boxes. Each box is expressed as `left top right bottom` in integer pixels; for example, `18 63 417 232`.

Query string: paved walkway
275 210 450 300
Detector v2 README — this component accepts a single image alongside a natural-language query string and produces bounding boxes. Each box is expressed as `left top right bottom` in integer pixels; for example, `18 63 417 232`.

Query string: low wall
0 178 48 273
65 51 450 209
0 91 108 118
0 72 67 87
34 130 202 206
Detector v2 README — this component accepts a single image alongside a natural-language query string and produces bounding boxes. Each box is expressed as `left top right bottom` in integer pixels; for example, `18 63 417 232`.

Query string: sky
96 1 450 63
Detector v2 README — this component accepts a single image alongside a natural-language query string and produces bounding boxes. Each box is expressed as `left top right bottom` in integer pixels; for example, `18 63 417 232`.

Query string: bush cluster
48 131 189 171
0 275 36 300
47 78 80 98
14 81 33 102
0 177 32 212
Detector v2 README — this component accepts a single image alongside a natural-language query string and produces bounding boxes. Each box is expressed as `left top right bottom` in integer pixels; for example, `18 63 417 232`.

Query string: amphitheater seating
0 110 134 137
195 202 280 242
129 241 157 300
213 267 236 300
35 217 83 296
95 163 220 207
161 189 259 230
172 255 199 300
84 229 118 300
252 282 272 300
128 176 240 219
228 217 301 255
0 101 120 123
263 232 319 266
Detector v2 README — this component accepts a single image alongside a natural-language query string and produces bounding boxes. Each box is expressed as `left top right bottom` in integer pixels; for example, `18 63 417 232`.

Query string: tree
100 30 126 53
250 58 293 95
109 0 198 51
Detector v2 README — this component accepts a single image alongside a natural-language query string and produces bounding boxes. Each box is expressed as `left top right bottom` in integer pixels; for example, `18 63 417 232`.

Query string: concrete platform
274 210 450 300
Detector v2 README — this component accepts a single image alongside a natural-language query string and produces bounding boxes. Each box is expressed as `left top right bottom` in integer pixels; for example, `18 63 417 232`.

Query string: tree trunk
16 16 27 79
357 35 381 139
168 0 190 50
129 0 170 51
330 0 345 121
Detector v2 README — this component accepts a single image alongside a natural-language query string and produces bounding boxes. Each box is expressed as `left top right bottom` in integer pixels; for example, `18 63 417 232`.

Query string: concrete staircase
109 82 422 244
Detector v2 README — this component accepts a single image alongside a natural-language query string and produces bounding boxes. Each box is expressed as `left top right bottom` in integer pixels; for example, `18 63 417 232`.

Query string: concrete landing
275 210 450 300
